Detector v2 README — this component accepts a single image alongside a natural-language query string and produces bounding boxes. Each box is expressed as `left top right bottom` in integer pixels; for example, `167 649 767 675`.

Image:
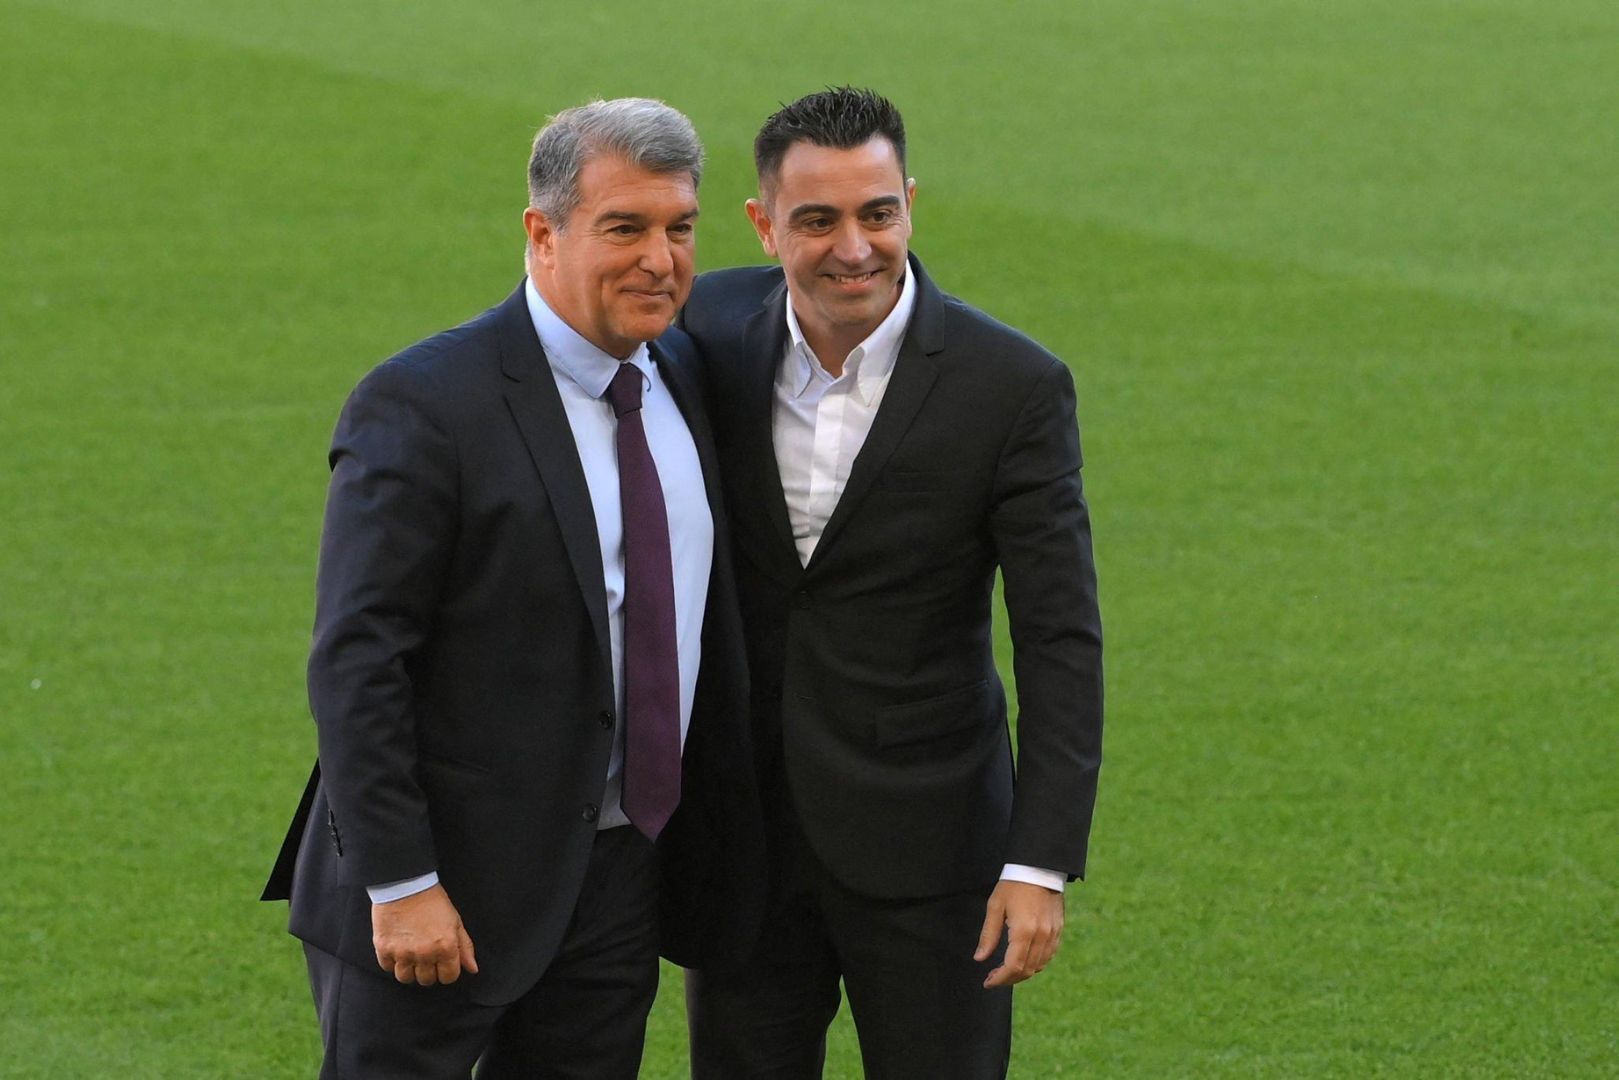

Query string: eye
669 221 695 237
609 224 640 237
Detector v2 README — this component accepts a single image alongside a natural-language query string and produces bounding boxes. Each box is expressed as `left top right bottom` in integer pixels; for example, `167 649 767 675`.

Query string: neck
529 270 636 360
793 298 899 379
800 326 862 378
793 265 913 375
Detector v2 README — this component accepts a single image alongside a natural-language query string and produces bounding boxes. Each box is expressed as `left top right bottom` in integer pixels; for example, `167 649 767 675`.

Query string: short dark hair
754 87 906 195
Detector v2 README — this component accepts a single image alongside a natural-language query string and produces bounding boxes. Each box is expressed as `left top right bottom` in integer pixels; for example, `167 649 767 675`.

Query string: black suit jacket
263 284 764 1005
680 255 1102 901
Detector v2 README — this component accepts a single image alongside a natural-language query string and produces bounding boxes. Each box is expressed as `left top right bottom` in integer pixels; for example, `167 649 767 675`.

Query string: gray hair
527 98 704 229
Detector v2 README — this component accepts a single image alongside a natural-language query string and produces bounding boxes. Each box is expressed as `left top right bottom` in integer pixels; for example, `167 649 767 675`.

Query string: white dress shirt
773 266 914 565
773 268 1064 895
368 280 712 903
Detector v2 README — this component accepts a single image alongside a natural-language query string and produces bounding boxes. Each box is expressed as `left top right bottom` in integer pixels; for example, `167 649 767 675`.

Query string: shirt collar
782 264 916 405
525 276 653 399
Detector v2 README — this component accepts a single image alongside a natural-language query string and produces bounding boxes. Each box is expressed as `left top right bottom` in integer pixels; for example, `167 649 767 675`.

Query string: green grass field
2 0 1615 1075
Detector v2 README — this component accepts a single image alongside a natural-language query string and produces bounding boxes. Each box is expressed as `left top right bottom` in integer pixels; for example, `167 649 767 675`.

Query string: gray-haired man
262 98 764 1079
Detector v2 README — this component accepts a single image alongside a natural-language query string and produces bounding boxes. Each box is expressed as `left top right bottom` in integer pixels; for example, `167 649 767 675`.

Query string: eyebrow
786 195 902 224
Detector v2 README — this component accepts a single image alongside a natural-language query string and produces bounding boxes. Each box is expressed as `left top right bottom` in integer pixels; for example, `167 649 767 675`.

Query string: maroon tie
607 362 681 841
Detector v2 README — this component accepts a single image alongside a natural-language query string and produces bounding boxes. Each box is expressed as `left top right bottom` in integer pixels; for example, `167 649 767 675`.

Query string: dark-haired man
262 98 763 1079
679 88 1103 1078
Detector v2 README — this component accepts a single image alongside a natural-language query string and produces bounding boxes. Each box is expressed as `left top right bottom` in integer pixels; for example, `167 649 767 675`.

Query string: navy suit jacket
263 284 764 1005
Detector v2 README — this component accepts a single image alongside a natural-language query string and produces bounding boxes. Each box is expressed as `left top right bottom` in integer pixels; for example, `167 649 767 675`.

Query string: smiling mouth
826 271 879 286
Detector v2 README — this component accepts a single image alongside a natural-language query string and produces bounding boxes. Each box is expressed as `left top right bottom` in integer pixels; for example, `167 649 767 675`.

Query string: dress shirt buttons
581 803 599 823
598 709 614 730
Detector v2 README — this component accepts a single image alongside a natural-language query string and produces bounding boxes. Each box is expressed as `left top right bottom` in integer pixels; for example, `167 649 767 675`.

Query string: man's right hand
371 883 479 986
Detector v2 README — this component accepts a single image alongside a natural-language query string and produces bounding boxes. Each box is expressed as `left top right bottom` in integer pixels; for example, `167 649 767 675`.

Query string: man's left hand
974 880 1064 988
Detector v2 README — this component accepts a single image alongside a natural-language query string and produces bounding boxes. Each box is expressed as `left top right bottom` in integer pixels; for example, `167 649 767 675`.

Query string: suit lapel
736 287 801 572
495 285 612 678
807 256 946 571
652 338 723 524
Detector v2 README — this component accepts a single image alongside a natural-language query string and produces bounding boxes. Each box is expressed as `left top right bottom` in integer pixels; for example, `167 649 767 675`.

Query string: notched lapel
808 326 942 571
654 341 724 525
808 258 949 570
736 292 801 578
496 291 612 677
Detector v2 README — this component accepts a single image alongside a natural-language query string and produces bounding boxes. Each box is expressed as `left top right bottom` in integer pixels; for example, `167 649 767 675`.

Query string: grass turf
1 0 1614 1075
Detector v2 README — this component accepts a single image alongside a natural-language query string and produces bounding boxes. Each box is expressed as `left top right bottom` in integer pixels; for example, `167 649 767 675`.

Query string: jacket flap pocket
416 749 494 780
872 679 989 749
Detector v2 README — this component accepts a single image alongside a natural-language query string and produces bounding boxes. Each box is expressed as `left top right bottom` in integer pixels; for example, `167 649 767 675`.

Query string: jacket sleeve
306 359 457 886
989 358 1103 880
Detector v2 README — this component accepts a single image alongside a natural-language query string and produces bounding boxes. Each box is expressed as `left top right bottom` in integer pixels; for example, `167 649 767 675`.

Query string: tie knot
607 362 644 418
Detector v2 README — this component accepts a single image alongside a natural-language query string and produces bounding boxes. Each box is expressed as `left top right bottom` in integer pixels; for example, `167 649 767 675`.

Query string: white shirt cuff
1000 864 1065 892
367 871 440 904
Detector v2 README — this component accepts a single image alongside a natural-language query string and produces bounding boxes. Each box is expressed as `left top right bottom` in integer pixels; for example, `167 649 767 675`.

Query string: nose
639 231 675 279
831 220 871 265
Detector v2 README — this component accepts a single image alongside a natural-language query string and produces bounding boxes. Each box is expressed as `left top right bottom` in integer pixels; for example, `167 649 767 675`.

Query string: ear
523 207 559 270
744 198 778 259
903 177 917 238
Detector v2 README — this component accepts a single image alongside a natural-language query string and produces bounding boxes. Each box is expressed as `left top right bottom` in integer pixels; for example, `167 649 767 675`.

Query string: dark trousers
685 805 1012 1080
304 825 659 1080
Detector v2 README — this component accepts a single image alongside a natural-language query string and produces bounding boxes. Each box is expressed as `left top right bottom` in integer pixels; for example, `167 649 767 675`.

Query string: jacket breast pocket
871 680 990 749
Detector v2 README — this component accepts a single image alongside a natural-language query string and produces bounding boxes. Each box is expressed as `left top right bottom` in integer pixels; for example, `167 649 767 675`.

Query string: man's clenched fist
372 884 479 986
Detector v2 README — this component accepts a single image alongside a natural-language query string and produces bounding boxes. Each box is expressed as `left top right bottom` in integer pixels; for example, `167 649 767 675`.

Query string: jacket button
582 803 599 823
792 589 811 610
598 709 614 729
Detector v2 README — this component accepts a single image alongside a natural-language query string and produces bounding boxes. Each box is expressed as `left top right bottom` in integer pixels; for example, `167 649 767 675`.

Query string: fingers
1034 916 1063 971
980 882 1066 988
379 937 462 985
430 924 478 985
973 894 1006 962
458 923 479 975
432 953 458 985
983 919 1035 988
371 886 477 986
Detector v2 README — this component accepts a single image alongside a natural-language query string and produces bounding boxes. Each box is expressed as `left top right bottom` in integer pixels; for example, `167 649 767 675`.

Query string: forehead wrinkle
592 205 699 226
